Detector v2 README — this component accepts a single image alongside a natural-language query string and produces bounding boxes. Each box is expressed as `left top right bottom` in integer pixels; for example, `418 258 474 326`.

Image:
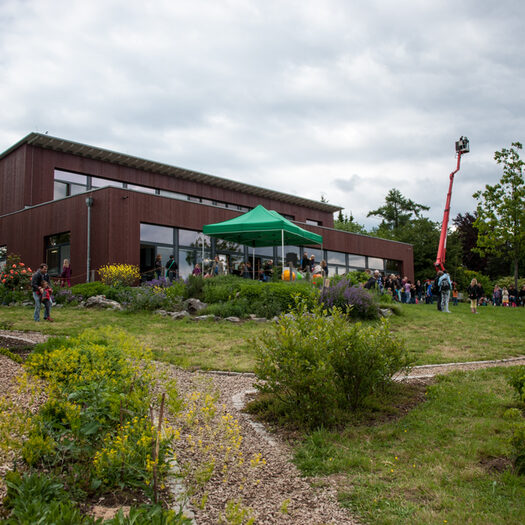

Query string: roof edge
1 132 343 214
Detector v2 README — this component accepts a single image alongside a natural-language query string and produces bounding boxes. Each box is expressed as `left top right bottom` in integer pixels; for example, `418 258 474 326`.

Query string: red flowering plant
0 254 33 303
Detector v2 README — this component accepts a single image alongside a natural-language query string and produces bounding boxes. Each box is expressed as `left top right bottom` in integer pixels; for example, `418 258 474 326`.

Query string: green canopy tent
202 205 323 279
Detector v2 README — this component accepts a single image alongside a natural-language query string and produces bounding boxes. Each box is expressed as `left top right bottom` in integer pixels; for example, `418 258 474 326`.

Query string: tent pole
252 245 255 280
281 230 284 279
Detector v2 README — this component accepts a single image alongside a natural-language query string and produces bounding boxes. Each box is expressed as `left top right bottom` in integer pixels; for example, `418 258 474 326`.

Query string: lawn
388 302 525 365
294 367 525 524
1 302 525 523
2 302 524 371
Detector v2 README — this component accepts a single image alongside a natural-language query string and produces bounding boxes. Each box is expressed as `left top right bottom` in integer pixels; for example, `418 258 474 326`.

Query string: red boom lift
434 136 470 272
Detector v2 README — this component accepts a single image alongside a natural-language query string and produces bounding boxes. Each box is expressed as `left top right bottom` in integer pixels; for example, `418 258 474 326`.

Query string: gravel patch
158 364 359 524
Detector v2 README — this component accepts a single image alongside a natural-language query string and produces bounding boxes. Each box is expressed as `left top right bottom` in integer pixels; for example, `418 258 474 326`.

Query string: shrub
320 278 379 319
330 270 370 287
453 267 492 294
511 423 525 476
201 275 318 317
71 281 111 299
98 263 140 287
254 298 410 427
0 256 33 304
184 274 205 300
509 366 525 403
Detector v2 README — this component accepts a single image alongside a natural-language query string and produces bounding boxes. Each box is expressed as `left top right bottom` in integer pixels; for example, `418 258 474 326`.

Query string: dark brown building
0 133 413 283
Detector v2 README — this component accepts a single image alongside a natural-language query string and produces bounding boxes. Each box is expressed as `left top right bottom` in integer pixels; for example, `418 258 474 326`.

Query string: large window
348 254 366 268
54 170 88 199
45 232 71 276
0 245 7 271
140 224 174 244
368 257 384 271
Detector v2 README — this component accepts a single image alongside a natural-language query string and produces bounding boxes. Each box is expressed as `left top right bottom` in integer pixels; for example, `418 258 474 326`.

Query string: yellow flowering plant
98 263 140 287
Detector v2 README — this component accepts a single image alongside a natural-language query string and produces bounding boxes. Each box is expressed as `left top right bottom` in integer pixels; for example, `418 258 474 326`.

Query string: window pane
328 251 347 265
140 223 174 244
0 245 6 271
179 229 210 248
304 248 323 261
69 183 87 196
128 184 156 194
179 249 198 279
305 219 321 226
54 181 68 200
158 190 187 200
254 246 274 257
215 239 242 253
348 254 366 267
54 170 87 185
368 257 384 270
91 177 124 188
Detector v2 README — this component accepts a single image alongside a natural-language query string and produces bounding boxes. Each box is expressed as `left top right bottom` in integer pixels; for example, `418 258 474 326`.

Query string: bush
200 276 319 318
0 255 33 304
509 366 525 403
511 423 525 476
98 263 140 287
320 278 379 319
184 274 205 300
453 267 492 294
254 298 411 427
71 281 111 299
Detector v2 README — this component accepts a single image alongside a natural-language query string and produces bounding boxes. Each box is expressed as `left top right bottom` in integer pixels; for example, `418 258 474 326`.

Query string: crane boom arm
434 137 469 272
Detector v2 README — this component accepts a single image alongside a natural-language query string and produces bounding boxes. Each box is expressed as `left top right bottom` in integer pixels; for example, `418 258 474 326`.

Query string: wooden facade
0 133 414 283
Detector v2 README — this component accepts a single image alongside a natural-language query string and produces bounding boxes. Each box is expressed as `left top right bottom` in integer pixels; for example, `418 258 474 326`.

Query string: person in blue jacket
438 269 452 313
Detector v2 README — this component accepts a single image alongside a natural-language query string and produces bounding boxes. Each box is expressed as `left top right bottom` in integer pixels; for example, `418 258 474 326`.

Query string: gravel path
1 330 524 524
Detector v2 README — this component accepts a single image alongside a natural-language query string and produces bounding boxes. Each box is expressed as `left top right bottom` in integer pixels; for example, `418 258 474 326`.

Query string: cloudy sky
1 0 524 228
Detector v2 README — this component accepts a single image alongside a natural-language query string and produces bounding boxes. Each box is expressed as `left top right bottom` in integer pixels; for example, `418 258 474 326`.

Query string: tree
367 189 430 230
334 211 368 234
473 142 525 291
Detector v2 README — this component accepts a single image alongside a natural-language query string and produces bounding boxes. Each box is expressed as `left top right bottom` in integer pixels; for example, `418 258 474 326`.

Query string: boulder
224 316 241 323
192 315 217 322
171 311 190 320
83 295 122 310
379 308 392 318
184 298 208 314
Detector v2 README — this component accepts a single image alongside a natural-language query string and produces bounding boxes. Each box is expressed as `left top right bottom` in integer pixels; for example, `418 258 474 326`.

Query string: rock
155 309 168 316
192 315 217 321
379 308 392 317
251 317 267 323
22 301 33 307
224 316 241 323
184 298 208 314
84 295 122 310
171 311 190 320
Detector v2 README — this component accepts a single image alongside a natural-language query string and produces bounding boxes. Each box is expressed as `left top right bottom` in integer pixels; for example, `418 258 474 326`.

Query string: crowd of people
30 253 525 321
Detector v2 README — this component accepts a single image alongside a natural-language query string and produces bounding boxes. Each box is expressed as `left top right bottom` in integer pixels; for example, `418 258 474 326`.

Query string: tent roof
202 205 323 247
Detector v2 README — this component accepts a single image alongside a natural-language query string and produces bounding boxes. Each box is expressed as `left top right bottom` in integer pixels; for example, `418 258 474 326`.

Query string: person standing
433 272 442 311
438 270 452 313
154 254 163 280
467 278 481 314
320 259 328 277
39 280 54 322
60 258 72 287
165 254 178 282
31 263 51 321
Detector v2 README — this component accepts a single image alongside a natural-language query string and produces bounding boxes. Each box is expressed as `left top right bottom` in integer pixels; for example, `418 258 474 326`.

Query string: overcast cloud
1 0 524 228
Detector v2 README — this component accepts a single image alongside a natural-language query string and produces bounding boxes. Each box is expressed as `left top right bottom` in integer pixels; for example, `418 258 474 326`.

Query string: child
502 286 509 307
39 280 54 322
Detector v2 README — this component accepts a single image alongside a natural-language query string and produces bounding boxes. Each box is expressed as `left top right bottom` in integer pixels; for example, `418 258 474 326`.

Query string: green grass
389 302 525 365
294 367 525 524
1 302 524 370
0 306 262 371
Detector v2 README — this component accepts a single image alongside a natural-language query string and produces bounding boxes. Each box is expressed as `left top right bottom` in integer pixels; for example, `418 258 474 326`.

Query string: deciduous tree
473 142 525 290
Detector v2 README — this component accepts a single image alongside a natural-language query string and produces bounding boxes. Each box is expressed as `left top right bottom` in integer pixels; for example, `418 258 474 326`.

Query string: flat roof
1 132 342 214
